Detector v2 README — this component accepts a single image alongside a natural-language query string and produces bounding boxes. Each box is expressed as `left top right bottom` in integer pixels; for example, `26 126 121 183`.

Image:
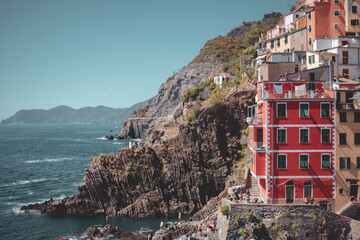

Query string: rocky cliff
21 91 255 217
117 12 282 140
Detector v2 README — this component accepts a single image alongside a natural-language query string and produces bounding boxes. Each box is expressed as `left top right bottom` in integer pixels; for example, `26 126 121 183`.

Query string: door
350 184 358 198
257 129 263 148
304 181 312 199
286 181 294 203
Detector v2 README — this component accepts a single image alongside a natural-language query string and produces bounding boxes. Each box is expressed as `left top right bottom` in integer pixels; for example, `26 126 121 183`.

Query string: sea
0 124 176 240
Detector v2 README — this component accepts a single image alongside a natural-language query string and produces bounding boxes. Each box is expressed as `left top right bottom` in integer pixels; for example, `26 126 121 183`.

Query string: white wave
96 137 107 140
25 157 73 164
0 178 58 188
12 206 40 215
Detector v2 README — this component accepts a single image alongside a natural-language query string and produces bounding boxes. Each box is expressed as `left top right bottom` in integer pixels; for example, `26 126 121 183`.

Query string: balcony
263 90 330 100
246 115 263 125
336 103 358 110
253 142 265 151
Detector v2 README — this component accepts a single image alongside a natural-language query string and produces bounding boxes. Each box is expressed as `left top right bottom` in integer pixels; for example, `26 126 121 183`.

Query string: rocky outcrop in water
21 91 255 218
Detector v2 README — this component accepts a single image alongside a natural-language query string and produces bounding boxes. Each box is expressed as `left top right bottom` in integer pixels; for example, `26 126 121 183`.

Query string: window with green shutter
321 103 330 118
300 155 309 169
277 129 287 143
322 155 331 168
300 103 309 118
322 129 331 143
357 157 360 169
277 103 286 118
278 155 287 169
300 129 309 143
340 157 346 169
347 157 351 169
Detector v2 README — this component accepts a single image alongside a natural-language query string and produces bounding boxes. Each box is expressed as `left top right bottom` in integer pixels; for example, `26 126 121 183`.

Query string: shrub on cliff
221 205 230 216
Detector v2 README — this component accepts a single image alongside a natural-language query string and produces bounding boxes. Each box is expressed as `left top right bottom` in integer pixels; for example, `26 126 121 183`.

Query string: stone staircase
249 175 262 203
338 202 355 215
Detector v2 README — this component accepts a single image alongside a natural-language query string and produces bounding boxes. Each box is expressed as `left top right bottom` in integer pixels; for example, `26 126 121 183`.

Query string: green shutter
347 158 351 169
322 155 331 168
340 157 345 169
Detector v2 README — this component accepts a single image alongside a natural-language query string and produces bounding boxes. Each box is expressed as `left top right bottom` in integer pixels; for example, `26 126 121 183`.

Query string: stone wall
219 199 360 239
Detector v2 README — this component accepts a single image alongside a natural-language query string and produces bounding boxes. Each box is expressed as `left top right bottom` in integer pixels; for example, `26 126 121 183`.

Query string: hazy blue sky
0 0 296 120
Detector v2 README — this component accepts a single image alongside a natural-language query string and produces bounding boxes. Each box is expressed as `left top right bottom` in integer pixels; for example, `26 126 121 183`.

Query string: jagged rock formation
21 91 255 217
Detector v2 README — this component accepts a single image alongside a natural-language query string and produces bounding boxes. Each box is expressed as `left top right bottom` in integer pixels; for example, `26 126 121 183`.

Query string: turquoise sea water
0 124 173 239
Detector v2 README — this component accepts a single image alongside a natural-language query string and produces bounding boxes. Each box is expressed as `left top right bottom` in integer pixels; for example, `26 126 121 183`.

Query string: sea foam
25 157 73 164
0 178 58 188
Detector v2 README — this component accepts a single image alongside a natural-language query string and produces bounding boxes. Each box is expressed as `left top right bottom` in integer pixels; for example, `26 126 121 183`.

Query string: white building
214 75 230 85
310 36 360 81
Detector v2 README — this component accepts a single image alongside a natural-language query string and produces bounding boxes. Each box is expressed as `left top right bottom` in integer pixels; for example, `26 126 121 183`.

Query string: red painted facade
248 76 335 207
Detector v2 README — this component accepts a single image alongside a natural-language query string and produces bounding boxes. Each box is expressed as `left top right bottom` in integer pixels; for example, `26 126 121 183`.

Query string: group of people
304 197 315 204
187 216 216 240
226 188 258 204
128 141 141 150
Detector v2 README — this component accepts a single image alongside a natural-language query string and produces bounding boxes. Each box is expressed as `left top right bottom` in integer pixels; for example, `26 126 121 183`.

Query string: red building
247 65 336 209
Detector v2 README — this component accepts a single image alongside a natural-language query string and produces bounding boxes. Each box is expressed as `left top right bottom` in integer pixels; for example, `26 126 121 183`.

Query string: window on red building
300 129 309 143
321 103 330 117
300 154 309 169
300 103 309 118
277 129 287 143
277 103 286 118
322 155 331 168
334 0 339 4
334 10 340 16
322 129 331 143
277 155 287 169
334 23 339 30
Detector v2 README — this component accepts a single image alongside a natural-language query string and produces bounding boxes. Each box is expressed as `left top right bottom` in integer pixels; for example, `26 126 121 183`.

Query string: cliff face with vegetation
22 91 255 217
117 12 282 140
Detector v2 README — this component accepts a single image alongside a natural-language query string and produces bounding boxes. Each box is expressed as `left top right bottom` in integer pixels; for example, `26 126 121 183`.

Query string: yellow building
334 80 360 213
345 0 360 34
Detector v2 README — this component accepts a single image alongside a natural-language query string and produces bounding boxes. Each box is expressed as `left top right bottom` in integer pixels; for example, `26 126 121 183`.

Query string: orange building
306 0 346 50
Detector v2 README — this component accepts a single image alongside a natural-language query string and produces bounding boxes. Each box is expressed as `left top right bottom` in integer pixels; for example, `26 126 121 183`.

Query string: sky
0 0 297 121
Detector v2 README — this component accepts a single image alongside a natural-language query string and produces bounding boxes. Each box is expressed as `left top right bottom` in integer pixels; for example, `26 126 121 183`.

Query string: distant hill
1 101 147 124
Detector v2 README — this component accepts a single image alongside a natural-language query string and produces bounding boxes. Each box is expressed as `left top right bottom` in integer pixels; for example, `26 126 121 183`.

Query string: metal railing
262 90 330 100
246 115 263 125
336 103 358 110
253 142 265 151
